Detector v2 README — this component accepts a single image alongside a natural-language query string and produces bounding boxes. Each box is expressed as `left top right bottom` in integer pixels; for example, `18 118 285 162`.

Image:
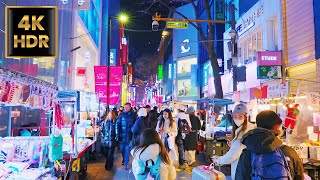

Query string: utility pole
229 4 238 92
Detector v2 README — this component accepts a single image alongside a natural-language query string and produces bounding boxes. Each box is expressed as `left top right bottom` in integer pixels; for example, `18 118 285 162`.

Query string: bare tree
158 0 224 98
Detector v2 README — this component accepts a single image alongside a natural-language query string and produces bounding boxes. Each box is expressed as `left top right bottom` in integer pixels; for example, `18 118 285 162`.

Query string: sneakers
188 160 196 166
179 163 188 170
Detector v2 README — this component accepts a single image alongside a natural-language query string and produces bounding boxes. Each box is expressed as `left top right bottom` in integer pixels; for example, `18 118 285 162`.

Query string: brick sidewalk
83 151 230 180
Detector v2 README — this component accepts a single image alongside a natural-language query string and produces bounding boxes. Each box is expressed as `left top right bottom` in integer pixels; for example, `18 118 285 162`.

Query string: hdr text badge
5 6 58 58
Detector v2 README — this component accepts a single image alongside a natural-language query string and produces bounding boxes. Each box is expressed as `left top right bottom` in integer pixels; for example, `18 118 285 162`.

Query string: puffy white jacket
216 122 255 180
131 143 177 180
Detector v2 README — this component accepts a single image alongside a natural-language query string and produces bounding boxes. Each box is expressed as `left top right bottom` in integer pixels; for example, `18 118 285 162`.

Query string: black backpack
178 118 191 134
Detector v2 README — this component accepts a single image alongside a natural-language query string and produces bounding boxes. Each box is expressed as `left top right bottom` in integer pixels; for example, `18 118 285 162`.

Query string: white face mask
234 119 244 127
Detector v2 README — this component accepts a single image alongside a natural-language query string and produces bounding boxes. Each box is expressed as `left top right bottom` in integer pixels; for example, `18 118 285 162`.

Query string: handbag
164 135 170 152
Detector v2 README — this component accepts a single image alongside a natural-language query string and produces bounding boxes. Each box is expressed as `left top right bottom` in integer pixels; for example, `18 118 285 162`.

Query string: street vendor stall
0 67 58 179
198 98 234 160
56 91 100 179
250 81 320 179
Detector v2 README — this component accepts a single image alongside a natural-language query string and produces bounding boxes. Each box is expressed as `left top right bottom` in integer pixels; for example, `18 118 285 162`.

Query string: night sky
120 0 188 101
120 0 163 59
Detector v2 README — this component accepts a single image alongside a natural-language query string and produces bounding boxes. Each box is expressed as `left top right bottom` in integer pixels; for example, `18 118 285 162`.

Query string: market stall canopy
199 98 235 106
57 91 99 112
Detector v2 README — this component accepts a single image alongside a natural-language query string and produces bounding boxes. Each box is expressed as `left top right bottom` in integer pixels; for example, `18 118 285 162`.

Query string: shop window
243 39 248 62
257 30 262 51
272 18 278 50
238 41 243 62
247 36 253 63
252 33 257 61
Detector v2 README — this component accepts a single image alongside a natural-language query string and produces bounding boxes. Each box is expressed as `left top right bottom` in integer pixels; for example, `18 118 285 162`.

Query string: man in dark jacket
185 106 201 165
116 102 136 170
235 110 304 180
131 108 148 147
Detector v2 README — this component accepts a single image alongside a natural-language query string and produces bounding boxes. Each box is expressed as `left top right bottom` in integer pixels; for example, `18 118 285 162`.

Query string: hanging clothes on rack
55 103 65 129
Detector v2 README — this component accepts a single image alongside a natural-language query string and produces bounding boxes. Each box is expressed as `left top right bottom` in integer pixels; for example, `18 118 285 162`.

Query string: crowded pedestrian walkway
84 150 215 180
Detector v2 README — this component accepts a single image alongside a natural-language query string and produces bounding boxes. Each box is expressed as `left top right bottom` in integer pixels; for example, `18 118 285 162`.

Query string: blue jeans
120 143 131 166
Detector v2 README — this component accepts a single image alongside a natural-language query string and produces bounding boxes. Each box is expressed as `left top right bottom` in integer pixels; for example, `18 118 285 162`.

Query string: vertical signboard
121 82 127 105
109 66 123 105
110 49 117 66
94 66 108 103
158 65 163 80
215 0 225 20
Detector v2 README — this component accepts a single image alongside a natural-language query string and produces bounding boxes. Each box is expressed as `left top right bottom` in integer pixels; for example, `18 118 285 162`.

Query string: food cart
198 98 234 160
57 91 100 179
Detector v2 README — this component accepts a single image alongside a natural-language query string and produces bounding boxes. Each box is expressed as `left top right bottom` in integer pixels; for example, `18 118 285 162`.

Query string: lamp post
229 4 238 92
107 13 128 110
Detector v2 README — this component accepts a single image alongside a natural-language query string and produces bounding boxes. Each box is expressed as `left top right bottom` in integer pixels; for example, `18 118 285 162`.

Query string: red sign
76 67 86 76
8 64 19 71
121 43 128 65
22 64 38 77
257 51 282 66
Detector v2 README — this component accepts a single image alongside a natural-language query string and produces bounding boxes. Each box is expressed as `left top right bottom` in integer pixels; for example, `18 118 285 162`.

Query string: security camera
152 20 159 31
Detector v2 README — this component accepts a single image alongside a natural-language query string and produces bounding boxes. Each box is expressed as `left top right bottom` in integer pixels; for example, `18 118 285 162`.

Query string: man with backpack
175 105 192 169
235 110 304 180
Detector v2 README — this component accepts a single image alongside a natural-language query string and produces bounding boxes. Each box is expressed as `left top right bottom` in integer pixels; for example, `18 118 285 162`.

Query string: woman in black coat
100 111 117 171
185 107 201 165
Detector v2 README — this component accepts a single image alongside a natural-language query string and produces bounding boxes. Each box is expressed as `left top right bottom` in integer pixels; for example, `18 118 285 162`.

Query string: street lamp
107 13 128 110
229 4 238 92
119 13 128 23
229 29 237 39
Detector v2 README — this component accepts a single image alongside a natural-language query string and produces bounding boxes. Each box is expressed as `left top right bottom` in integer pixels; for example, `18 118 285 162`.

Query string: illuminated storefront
70 14 99 93
172 4 199 101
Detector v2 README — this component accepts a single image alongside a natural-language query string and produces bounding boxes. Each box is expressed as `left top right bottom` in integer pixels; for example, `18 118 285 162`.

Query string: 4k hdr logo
5 6 58 58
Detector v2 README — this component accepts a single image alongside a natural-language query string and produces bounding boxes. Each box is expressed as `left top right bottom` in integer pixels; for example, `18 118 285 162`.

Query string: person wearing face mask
235 110 304 180
212 104 255 180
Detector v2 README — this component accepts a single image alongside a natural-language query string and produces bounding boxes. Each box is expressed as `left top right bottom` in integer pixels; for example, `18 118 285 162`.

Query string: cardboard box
292 144 308 159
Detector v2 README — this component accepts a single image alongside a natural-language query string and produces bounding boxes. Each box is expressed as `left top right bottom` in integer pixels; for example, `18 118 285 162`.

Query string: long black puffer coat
116 109 136 145
100 120 116 148
184 114 201 150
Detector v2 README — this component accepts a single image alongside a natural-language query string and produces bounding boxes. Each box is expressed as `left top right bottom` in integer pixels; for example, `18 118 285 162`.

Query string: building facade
284 0 320 93
172 3 199 102
222 0 283 97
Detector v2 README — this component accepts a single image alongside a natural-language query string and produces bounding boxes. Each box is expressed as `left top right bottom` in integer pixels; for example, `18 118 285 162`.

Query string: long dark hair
133 128 170 165
231 115 248 139
159 109 175 129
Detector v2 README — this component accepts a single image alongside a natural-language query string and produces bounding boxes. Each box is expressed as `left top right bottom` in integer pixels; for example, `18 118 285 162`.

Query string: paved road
84 151 231 180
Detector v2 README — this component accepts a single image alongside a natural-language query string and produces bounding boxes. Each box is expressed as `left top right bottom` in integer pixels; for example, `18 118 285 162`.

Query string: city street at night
0 0 320 179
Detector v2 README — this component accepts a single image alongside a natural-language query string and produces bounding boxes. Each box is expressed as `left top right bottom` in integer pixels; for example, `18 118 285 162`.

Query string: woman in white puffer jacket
212 104 255 180
131 128 176 180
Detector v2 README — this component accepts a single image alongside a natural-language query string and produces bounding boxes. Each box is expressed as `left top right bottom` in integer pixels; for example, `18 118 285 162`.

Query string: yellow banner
122 83 127 106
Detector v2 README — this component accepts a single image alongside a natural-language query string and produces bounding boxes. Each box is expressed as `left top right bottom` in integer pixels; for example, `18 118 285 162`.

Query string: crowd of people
99 103 200 178
99 102 305 180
